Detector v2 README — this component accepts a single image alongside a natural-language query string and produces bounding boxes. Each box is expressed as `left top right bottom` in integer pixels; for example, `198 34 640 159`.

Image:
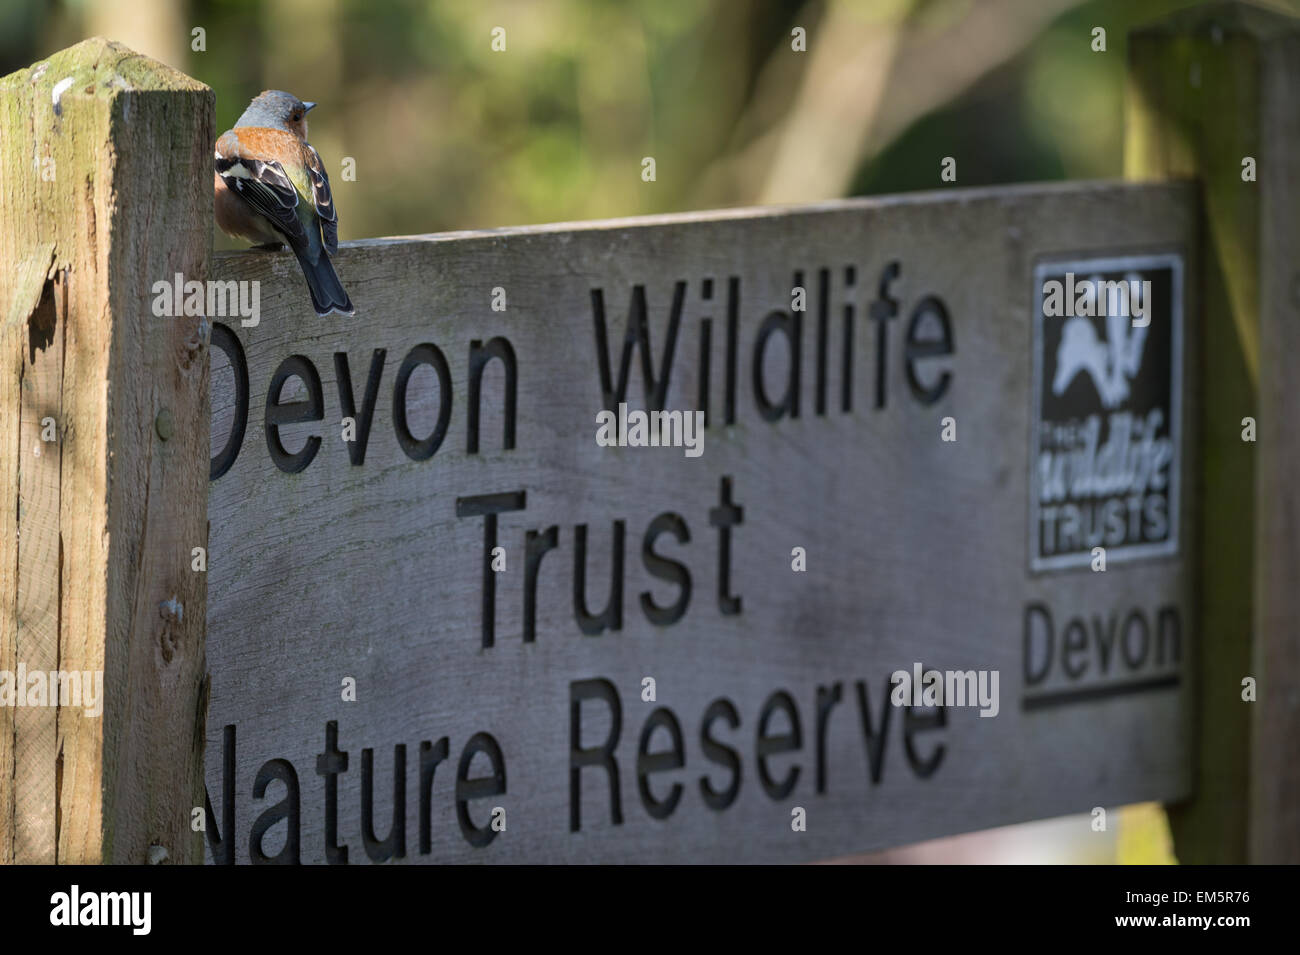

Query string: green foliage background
9 0 1296 251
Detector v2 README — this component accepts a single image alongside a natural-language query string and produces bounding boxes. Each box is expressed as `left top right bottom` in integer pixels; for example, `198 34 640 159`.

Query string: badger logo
1052 306 1148 410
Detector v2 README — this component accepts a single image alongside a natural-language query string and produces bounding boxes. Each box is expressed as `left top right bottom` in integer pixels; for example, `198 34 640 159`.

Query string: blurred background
6 0 1295 862
5 0 1297 247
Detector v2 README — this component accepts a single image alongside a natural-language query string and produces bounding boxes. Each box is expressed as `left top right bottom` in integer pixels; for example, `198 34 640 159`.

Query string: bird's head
236 90 316 140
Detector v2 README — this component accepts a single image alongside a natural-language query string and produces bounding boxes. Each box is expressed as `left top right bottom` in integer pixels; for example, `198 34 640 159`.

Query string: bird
214 90 355 316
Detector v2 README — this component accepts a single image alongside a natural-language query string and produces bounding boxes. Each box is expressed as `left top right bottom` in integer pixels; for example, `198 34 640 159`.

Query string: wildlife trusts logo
1030 255 1183 572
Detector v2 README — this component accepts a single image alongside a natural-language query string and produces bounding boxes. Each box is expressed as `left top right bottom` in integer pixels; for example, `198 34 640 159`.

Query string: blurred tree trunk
262 0 342 100
694 0 1087 206
86 0 186 71
263 0 345 227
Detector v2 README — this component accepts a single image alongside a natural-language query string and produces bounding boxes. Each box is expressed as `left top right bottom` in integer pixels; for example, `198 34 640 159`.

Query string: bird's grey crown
235 90 309 129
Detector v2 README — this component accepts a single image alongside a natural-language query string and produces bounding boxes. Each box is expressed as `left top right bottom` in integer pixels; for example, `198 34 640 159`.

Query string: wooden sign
204 181 1196 863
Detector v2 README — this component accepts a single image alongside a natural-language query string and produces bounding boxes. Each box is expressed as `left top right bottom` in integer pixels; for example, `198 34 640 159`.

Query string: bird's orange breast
218 125 311 169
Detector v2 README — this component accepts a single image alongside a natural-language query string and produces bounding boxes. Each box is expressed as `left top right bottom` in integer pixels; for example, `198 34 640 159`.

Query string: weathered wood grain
0 39 212 863
1127 2 1300 864
207 181 1197 863
12 271 64 864
1252 6 1300 868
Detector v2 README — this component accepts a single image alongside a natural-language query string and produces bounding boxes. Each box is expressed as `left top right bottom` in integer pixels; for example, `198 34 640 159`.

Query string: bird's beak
302 102 317 112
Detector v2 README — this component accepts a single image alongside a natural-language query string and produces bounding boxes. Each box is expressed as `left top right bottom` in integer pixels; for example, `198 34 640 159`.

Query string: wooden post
1126 2 1300 863
0 39 212 863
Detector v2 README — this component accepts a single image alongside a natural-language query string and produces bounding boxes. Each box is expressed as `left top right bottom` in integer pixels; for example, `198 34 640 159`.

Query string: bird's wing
303 144 340 254
215 129 309 247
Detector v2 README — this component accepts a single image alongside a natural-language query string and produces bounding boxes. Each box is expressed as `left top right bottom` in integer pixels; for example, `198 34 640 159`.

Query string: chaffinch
214 90 355 316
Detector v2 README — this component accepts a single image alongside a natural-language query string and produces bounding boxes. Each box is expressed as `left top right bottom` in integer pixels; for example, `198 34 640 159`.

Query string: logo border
1029 252 1184 574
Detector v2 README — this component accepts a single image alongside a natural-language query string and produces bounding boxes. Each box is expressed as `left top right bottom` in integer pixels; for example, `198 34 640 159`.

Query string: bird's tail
292 246 355 317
